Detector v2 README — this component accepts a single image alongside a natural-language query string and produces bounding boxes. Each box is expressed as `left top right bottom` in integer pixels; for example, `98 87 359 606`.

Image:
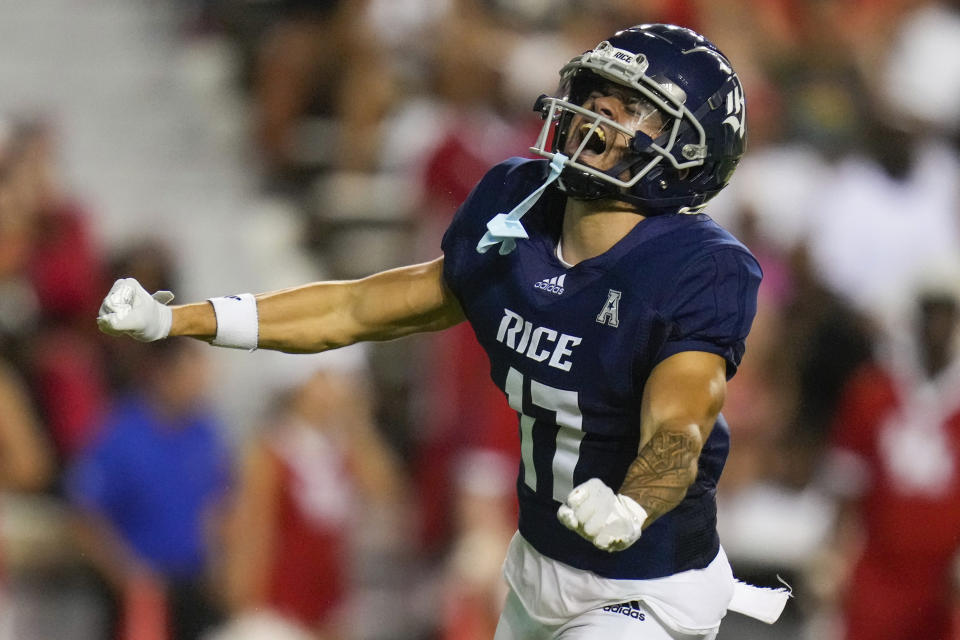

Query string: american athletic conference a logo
535 274 566 295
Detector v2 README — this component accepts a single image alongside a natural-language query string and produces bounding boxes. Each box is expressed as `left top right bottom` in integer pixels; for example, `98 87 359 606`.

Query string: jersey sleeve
655 248 762 377
441 157 546 299
440 180 486 298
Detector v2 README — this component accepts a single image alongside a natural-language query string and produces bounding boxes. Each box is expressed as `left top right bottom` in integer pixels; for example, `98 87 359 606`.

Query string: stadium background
1 0 959 639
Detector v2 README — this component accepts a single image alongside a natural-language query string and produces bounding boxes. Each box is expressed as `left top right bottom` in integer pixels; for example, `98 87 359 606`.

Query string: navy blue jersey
441 158 762 580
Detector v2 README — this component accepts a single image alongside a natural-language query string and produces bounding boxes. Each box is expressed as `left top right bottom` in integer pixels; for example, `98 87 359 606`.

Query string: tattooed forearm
619 425 702 526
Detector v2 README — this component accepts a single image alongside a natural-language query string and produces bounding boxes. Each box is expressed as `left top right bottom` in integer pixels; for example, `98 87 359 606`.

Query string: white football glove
557 478 648 552
97 278 175 342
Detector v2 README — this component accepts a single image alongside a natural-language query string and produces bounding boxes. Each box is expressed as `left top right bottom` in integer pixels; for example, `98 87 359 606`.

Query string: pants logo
602 601 646 622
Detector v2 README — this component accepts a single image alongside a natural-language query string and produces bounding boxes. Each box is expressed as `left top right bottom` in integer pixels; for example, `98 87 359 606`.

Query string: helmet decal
723 84 746 138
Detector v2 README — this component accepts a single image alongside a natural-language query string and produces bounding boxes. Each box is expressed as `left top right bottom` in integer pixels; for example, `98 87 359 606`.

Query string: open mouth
579 123 607 155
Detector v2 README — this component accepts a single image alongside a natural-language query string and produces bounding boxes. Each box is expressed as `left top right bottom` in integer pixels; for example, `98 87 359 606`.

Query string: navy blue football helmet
530 24 746 216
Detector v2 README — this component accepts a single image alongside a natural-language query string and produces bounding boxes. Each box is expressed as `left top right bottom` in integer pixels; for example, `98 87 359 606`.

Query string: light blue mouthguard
476 154 568 255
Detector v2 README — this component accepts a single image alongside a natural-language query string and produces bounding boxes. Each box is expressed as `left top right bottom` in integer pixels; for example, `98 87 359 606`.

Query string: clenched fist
97 278 175 342
557 478 647 552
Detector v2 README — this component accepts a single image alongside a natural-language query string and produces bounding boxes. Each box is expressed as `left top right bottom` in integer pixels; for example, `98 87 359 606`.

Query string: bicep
350 256 465 338
256 256 465 352
639 350 727 447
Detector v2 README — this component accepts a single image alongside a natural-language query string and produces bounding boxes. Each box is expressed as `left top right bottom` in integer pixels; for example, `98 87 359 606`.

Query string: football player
99 24 788 639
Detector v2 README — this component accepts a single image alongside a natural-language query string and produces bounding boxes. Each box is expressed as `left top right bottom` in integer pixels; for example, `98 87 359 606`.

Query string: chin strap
477 154 567 255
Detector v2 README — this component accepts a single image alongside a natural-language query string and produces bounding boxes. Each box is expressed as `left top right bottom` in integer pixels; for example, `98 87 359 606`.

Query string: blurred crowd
1 0 960 639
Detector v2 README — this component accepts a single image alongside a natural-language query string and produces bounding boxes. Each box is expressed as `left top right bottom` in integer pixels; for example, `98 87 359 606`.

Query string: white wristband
208 294 259 350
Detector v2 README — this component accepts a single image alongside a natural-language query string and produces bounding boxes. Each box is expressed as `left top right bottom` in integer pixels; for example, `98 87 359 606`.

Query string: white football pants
493 588 719 640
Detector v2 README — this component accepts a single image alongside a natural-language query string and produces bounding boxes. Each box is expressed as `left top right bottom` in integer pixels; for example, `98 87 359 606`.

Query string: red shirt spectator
830 356 960 640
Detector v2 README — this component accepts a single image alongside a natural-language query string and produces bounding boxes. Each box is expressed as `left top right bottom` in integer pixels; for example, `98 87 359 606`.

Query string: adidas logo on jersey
534 274 566 295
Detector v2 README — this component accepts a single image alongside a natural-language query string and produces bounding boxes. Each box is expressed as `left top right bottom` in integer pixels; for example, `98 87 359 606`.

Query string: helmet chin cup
559 167 617 201
629 131 655 154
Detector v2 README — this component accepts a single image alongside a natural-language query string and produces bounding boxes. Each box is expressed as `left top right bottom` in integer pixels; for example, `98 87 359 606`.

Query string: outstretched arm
557 350 726 551
101 256 465 353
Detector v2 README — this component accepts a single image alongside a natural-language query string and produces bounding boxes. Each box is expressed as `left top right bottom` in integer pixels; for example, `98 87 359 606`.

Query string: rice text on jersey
496 308 582 372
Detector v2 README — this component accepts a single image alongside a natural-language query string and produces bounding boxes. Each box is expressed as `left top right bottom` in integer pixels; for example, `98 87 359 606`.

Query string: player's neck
560 198 646 265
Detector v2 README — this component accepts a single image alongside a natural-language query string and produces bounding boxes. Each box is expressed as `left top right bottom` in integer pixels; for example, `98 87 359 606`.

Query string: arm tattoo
619 428 701 525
